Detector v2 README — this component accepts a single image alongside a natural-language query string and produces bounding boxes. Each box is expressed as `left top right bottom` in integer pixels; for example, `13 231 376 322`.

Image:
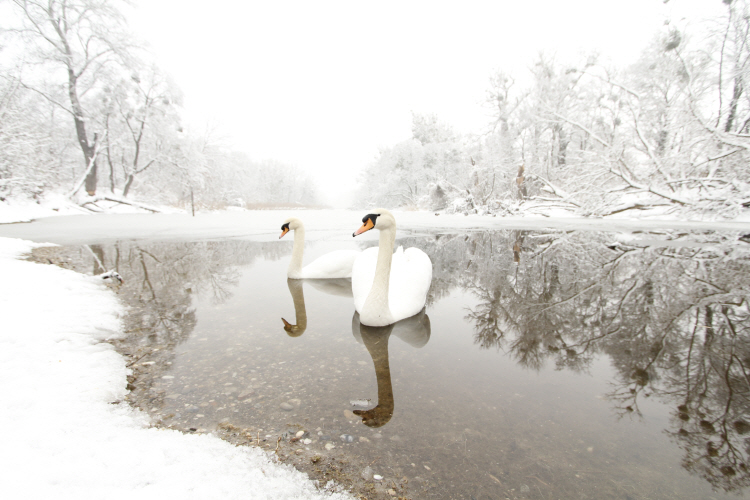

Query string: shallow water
37 222 750 499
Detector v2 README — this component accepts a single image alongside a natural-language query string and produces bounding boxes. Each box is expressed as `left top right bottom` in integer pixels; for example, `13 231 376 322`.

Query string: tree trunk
724 74 743 133
84 156 98 195
85 133 98 195
122 174 134 197
516 164 527 199
105 114 116 193
66 58 97 195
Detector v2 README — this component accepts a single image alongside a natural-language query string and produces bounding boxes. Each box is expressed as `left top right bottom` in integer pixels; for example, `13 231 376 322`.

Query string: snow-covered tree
355 113 467 209
7 0 137 197
100 64 183 197
0 73 58 199
356 4 750 218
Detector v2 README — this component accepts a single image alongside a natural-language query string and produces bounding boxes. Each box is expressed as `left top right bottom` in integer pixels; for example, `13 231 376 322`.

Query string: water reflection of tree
660 301 750 492
421 228 750 493
58 240 288 406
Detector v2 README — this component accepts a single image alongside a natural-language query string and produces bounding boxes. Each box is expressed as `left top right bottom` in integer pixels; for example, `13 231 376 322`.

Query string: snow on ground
0 194 86 223
0 235 352 500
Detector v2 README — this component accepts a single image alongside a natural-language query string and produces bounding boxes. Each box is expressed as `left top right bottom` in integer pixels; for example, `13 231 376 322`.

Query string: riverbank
0 235 352 499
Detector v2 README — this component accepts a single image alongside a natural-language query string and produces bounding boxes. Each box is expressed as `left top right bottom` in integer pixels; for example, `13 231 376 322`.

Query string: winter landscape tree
0 0 322 210
9 0 136 197
0 70 57 200
355 3 750 218
101 63 183 198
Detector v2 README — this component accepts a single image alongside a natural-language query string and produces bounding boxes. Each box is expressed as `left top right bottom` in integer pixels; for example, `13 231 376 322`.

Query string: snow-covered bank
0 236 352 500
0 194 185 224
0 195 86 223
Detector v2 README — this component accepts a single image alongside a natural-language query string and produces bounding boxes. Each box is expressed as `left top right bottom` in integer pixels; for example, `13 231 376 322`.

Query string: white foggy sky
128 0 722 206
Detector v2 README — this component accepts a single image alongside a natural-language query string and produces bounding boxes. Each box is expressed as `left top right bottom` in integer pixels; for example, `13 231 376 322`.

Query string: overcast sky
128 0 723 206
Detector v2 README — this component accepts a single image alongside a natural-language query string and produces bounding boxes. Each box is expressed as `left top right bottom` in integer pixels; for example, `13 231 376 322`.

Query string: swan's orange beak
279 227 290 239
353 218 374 237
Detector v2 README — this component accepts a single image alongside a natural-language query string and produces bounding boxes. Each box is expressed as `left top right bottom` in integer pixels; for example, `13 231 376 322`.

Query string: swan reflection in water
350 310 431 427
280 276 430 427
281 278 353 337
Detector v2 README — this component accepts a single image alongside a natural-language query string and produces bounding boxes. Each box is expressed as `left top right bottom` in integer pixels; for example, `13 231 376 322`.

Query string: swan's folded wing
302 249 360 279
388 247 432 321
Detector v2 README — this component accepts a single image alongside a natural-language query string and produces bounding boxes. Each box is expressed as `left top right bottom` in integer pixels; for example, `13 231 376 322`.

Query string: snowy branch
629 104 672 185
526 174 581 207
546 109 611 148
83 194 162 212
607 168 690 206
577 68 642 99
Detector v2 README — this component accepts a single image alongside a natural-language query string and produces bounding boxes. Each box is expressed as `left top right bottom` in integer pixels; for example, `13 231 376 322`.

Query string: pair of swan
279 209 432 326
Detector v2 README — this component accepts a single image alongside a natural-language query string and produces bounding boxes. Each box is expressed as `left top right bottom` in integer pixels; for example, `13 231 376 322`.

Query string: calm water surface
47 226 750 499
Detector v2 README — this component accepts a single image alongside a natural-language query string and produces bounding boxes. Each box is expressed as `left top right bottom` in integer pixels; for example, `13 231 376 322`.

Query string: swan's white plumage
281 217 359 279
352 246 432 321
295 249 359 279
352 209 432 326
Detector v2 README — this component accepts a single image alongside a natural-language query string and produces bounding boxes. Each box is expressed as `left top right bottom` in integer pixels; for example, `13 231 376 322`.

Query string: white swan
280 217 359 279
351 209 432 326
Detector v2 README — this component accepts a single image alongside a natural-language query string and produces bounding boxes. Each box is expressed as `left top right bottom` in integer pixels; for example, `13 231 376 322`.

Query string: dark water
45 227 750 499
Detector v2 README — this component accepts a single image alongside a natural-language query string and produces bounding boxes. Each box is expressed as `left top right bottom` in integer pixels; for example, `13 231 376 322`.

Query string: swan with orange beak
279 217 359 279
351 209 432 326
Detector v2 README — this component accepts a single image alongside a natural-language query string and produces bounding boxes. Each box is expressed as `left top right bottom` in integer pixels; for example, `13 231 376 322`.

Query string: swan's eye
363 213 379 225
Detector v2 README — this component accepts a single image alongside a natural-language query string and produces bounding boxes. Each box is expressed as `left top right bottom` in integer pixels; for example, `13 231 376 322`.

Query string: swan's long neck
363 225 396 322
287 279 307 335
287 226 306 278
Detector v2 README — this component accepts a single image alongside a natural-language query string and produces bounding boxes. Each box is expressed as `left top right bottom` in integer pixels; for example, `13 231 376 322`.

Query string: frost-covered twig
665 177 732 186
607 168 690 206
629 104 672 185
546 109 611 148
693 148 743 169
598 203 672 217
526 174 581 207
576 68 642 99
